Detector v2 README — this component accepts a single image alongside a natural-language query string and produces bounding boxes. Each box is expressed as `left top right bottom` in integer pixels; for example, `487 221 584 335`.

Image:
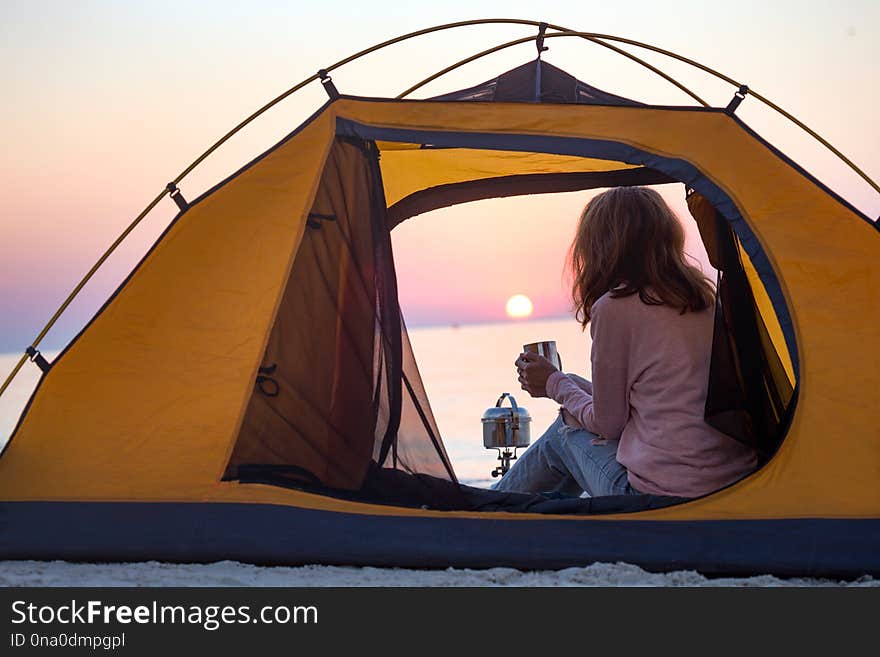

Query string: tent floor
235 463 688 515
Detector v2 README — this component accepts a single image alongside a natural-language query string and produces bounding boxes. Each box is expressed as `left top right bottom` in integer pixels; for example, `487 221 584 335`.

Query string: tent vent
725 85 749 114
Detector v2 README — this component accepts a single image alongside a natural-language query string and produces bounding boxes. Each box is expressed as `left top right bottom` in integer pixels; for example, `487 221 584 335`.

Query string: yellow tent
1 21 877 576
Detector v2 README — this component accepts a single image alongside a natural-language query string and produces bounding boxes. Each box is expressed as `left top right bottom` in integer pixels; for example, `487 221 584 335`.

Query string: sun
505 294 534 319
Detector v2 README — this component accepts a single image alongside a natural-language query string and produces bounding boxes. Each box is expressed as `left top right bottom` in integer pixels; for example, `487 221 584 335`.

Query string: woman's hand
515 351 559 398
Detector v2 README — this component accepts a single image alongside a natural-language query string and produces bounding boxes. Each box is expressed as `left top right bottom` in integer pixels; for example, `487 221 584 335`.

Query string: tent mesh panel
688 191 795 462
225 136 456 491
430 58 644 106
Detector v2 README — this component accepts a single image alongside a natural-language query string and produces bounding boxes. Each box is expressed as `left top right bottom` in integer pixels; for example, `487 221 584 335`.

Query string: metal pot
482 392 531 449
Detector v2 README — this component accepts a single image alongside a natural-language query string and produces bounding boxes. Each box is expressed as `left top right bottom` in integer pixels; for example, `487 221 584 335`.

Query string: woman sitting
493 186 757 499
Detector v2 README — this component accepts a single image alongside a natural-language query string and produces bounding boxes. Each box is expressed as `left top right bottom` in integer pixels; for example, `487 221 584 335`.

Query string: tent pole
2 20 538 400
397 25 878 197
539 27 880 196
398 27 880 198
0 189 166 398
2 17 876 402
396 31 709 106
746 89 880 196
0 355 27 399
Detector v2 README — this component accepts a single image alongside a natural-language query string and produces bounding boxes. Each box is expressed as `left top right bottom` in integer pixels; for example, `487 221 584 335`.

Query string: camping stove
482 393 531 478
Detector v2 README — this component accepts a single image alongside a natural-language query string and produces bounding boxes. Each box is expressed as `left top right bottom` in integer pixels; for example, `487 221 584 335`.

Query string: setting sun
505 294 534 319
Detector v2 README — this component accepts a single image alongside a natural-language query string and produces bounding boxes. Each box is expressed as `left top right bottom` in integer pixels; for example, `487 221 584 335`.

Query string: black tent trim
337 117 800 380
338 94 877 230
340 93 729 114
387 168 676 226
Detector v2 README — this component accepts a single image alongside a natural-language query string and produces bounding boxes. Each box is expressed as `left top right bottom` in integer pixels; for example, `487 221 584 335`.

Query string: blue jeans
491 412 640 497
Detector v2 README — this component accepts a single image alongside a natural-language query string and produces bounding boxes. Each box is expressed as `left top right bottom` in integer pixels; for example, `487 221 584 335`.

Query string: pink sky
392 185 713 327
1 1 877 352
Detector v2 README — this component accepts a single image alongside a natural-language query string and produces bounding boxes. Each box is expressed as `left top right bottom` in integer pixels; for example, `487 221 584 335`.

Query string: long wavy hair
568 186 715 328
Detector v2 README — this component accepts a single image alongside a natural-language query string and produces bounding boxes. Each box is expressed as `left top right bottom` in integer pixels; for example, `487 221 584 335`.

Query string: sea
407 317 591 486
0 317 590 484
0 321 874 586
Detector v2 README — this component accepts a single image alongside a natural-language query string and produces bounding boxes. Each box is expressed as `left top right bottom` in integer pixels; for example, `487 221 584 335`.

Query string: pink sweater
545 291 757 498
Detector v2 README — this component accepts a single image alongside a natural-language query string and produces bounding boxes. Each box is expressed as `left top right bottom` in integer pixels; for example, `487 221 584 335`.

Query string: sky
1 0 877 353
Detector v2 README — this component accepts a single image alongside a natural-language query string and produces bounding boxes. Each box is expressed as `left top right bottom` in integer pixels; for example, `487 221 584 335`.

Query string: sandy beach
2 560 877 588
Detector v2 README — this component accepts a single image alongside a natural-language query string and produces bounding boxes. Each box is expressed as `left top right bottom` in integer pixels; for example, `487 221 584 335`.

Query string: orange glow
505 294 534 319
1 4 877 353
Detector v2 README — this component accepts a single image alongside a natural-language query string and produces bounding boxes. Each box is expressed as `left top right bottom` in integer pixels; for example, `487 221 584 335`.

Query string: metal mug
522 340 562 370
